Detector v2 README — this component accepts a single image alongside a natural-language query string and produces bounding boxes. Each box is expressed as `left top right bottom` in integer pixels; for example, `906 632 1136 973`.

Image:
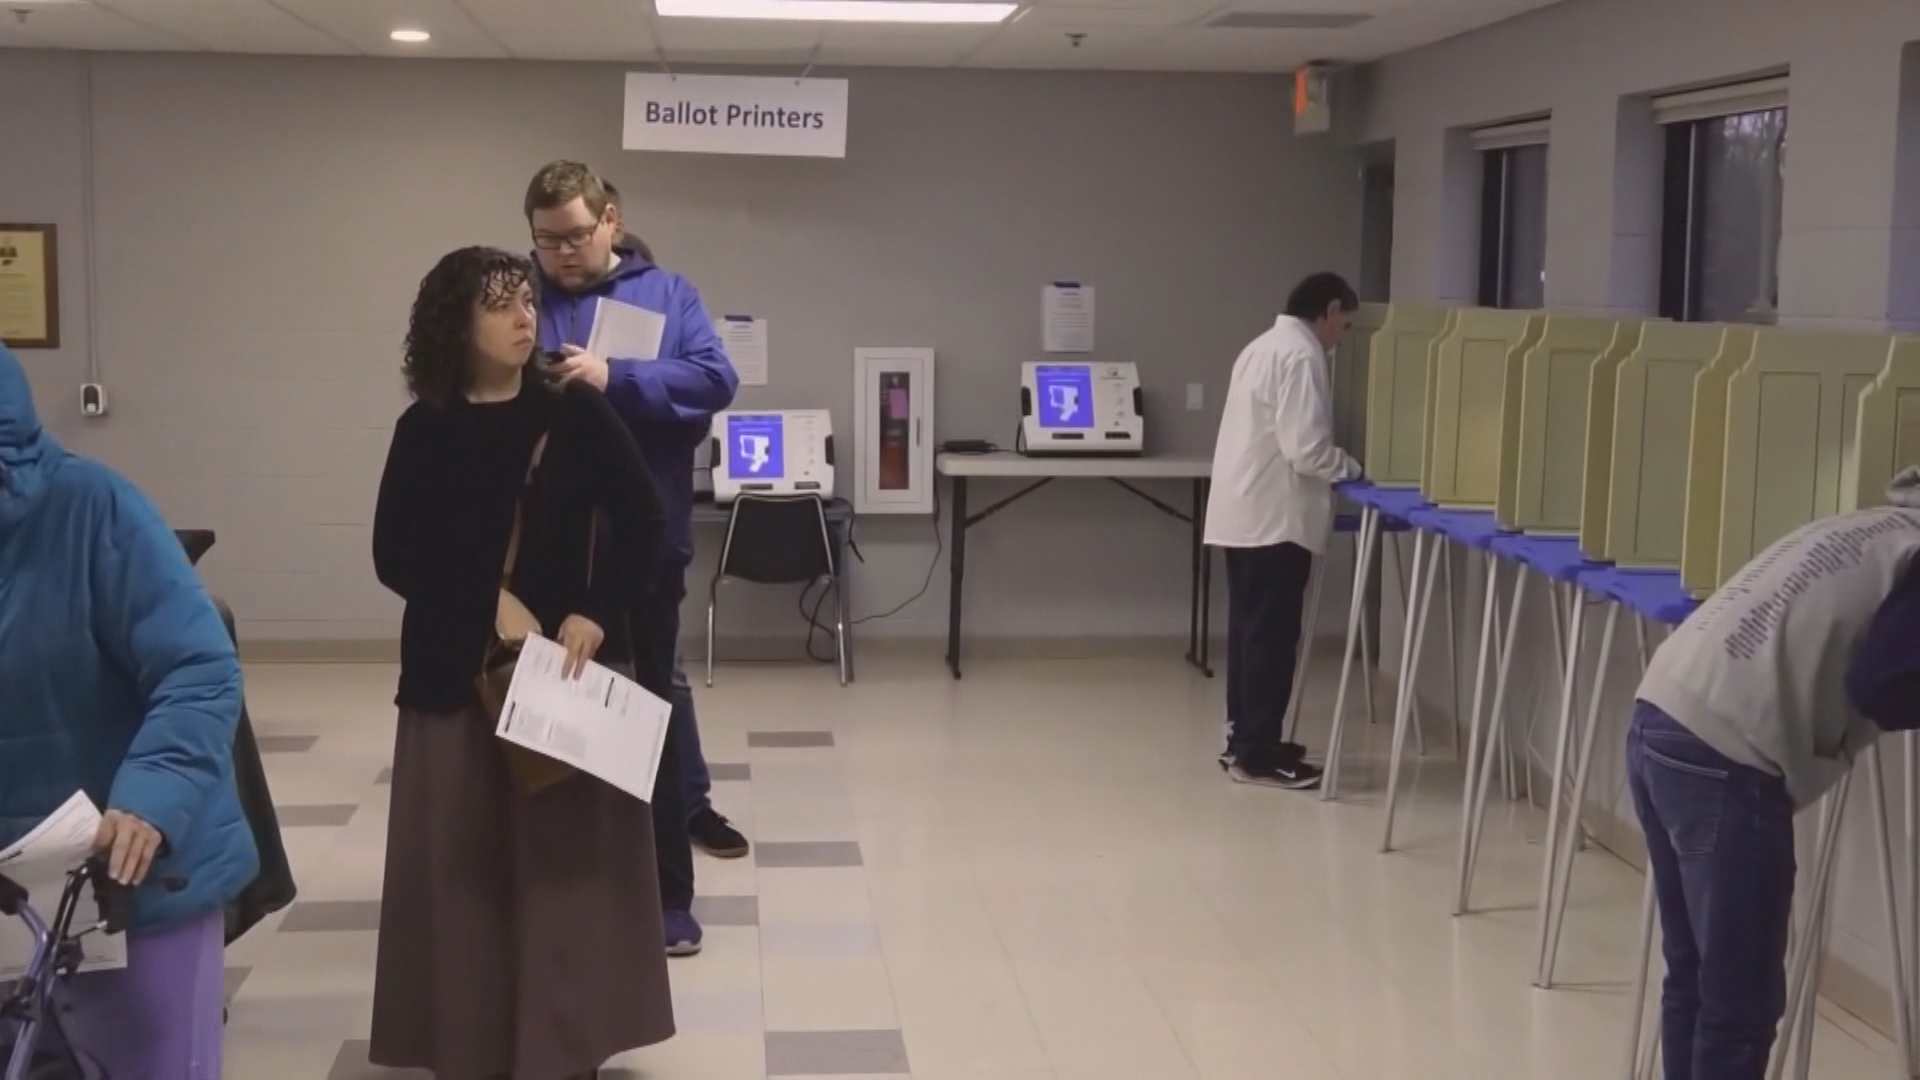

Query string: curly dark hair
402 247 535 405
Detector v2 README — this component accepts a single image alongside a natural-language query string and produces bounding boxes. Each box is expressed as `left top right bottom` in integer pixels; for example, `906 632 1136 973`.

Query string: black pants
629 571 696 914
1223 542 1314 759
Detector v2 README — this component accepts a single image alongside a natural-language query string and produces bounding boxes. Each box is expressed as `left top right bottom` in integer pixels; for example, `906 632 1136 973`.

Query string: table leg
1187 478 1215 677
945 476 968 680
1198 479 1213 676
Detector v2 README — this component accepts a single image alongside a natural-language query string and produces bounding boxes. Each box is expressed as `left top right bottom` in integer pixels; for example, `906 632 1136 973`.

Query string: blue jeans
1627 702 1796 1080
671 647 712 817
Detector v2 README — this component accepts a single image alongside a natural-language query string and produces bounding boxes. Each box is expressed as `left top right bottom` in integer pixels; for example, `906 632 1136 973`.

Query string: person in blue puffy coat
0 342 256 1079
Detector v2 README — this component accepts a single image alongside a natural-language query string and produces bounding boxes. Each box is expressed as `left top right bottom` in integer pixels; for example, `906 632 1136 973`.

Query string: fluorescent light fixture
390 28 432 43
656 0 1016 24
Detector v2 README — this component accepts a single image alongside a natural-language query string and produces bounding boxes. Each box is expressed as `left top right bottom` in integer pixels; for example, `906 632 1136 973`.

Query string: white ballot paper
495 635 673 803
719 316 770 387
1043 282 1095 354
0 792 127 980
587 298 667 363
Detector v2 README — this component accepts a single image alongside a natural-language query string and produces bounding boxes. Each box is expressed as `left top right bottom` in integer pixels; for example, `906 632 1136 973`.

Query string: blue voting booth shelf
1405 507 1507 551
1488 534 1606 585
1582 567 1699 627
1337 482 1430 523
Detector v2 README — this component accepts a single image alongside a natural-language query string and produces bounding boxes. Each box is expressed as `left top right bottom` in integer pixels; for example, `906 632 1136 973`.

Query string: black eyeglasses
531 223 603 252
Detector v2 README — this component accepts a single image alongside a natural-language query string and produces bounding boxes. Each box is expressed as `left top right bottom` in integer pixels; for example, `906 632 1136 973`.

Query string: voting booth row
1317 302 1920 1078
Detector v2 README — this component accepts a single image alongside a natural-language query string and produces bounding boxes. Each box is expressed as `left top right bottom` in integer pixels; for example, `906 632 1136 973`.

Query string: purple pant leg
61 909 224 1080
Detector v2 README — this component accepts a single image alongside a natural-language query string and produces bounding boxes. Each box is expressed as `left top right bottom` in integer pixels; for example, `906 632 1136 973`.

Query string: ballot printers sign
624 73 849 159
1034 365 1095 430
726 414 787 479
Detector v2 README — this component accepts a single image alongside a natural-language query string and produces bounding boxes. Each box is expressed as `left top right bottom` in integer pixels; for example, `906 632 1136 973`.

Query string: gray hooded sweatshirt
1637 468 1920 808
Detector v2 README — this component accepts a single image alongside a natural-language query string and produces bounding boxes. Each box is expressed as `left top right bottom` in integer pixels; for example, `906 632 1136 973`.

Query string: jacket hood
0 344 57 532
1889 466 1920 508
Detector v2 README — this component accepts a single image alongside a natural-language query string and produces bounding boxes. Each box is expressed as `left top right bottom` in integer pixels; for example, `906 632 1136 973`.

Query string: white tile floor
224 653 1899 1079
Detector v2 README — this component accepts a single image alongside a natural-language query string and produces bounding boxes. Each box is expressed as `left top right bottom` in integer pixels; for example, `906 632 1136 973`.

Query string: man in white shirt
1205 273 1363 789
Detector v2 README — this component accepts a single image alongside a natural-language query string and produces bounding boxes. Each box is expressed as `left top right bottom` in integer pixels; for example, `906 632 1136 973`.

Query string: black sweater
372 377 667 710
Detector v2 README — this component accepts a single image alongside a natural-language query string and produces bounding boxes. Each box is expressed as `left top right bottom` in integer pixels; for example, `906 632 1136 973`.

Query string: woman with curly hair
367 246 675 1078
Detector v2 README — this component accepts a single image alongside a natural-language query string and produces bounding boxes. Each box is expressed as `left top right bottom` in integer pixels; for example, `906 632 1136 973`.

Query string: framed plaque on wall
0 224 58 349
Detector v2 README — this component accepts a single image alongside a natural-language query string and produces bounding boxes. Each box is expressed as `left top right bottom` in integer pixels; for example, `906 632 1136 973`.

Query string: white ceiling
0 0 1558 73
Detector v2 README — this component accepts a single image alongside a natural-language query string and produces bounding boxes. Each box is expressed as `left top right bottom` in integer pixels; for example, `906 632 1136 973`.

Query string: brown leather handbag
475 433 578 794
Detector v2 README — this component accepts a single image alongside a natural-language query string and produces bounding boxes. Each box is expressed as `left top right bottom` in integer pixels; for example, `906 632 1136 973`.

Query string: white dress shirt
1203 315 1360 555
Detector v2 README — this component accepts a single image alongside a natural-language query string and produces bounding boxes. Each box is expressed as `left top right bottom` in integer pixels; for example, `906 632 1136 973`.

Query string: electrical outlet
1186 383 1204 411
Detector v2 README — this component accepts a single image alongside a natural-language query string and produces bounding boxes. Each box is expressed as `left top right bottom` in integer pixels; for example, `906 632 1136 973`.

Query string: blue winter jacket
0 345 257 934
534 254 738 571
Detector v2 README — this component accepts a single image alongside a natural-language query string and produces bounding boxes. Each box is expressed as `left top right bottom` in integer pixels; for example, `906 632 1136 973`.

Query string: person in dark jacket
600 174 751 866
527 160 744 955
0 342 256 1079
367 247 675 1078
603 181 656 264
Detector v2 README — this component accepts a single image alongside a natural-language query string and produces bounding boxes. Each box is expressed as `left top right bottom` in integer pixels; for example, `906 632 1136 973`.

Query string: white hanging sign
623 73 849 159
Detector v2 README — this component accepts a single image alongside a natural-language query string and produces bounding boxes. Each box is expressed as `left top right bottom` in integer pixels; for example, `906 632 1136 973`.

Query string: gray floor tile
748 731 836 749
374 767 393 785
329 1040 428 1080
257 734 320 754
708 762 753 781
755 841 863 869
224 966 250 1005
275 803 359 828
279 900 381 933
692 894 760 927
765 1029 909 1076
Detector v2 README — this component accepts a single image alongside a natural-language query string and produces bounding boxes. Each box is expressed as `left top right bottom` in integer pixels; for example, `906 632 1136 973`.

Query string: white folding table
935 452 1213 679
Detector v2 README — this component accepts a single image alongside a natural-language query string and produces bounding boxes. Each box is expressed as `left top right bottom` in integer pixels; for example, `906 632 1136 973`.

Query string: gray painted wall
1358 0 1920 1030
1 50 1362 650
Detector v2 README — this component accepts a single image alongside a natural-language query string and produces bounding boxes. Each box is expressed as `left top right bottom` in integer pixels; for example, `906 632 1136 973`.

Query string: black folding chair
706 494 846 687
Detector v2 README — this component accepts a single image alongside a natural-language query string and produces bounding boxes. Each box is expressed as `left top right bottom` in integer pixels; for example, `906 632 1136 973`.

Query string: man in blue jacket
0 343 256 1076
526 160 743 957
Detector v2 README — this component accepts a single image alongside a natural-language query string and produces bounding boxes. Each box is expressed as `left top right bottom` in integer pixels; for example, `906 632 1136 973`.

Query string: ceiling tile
83 0 351 53
270 0 512 58
461 0 659 59
1106 26 1315 71
0 3 199 51
965 23 1164 69
816 23 995 66
1017 4 1206 29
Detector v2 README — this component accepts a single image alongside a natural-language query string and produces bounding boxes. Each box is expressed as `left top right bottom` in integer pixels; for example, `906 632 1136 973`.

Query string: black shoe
1220 741 1306 771
1229 750 1323 790
689 807 750 859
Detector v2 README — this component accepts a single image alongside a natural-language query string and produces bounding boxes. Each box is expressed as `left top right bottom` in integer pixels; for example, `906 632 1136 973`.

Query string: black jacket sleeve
568 384 668 635
372 406 440 602
1848 560 1920 732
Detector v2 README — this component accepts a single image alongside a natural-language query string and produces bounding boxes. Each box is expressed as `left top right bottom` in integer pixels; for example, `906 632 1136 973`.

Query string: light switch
1186 383 1204 411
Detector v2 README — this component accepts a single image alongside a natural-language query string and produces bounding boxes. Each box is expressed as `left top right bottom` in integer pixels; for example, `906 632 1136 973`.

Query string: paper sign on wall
1043 282 1095 354
624 73 849 159
720 316 770 387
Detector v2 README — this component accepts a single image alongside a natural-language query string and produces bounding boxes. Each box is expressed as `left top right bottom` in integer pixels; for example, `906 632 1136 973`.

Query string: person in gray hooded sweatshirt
1631 466 1920 1080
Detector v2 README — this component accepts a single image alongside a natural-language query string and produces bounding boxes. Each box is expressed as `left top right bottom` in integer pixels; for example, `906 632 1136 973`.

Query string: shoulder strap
500 433 551 587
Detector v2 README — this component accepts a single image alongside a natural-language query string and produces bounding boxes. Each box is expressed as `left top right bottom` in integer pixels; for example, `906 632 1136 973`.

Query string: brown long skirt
369 703 675 1080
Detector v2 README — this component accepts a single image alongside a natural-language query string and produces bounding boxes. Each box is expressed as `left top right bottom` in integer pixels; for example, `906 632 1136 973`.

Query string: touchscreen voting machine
711 410 835 502
1019 361 1143 455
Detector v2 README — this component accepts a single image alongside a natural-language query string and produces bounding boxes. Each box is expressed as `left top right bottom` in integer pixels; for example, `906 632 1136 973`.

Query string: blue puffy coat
0 344 257 933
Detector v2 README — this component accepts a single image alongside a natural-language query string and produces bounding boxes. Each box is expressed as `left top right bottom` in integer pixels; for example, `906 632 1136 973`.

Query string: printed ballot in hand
586 298 666 363
495 634 672 803
0 792 128 980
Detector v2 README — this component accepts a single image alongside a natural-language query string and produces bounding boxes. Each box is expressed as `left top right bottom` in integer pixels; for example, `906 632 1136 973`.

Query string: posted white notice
720 316 770 387
587 298 666 363
1043 282 1095 354
0 792 127 979
495 635 672 803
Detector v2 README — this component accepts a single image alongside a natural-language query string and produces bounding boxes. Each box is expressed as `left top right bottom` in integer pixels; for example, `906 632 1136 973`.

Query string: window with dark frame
1657 97 1787 323
1476 143 1550 310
